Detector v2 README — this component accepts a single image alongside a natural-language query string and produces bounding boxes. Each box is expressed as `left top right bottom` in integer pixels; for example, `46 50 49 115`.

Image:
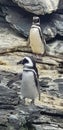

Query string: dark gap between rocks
47 34 63 44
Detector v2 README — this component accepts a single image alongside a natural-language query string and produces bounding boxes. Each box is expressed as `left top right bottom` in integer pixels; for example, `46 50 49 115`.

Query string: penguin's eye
23 58 29 64
36 19 39 23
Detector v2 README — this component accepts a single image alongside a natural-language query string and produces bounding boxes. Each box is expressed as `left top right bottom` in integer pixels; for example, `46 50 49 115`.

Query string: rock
2 6 63 41
0 0 15 6
2 6 32 38
8 114 20 129
0 64 63 130
0 23 63 64
0 25 26 54
0 24 62 69
53 78 63 83
48 40 63 54
52 13 63 37
42 13 63 40
58 0 63 10
0 8 7 24
12 0 62 15
33 123 63 130
0 85 19 108
40 77 63 98
0 4 62 130
0 0 63 42
58 83 63 96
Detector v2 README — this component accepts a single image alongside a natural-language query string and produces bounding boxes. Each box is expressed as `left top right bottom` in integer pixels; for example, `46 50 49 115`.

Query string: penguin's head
17 56 36 68
32 16 40 25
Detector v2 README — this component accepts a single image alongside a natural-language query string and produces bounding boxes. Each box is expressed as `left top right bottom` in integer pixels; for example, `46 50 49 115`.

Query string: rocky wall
0 0 63 130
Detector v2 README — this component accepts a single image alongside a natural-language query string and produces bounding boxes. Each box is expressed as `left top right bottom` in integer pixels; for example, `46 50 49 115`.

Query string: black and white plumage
17 56 40 103
29 16 45 55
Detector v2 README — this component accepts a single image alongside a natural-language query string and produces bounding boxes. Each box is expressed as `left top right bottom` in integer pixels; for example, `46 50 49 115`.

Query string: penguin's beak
17 60 23 65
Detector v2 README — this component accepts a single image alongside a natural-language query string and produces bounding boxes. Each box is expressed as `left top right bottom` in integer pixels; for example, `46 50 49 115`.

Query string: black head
17 56 38 77
17 56 36 67
32 16 40 25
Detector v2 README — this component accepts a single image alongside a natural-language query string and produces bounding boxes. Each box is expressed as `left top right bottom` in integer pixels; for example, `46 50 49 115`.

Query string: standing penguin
29 16 46 55
17 56 40 104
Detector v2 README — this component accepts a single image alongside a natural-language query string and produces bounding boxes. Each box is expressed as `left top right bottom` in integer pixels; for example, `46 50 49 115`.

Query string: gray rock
58 84 63 94
0 69 63 130
2 6 32 38
2 6 63 41
33 124 63 130
53 14 63 36
48 40 63 54
8 114 21 129
53 78 63 83
0 85 19 108
32 114 63 130
0 0 15 6
58 0 63 10
12 0 63 15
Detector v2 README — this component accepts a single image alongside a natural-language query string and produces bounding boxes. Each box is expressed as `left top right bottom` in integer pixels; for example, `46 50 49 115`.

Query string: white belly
21 71 38 99
30 28 45 54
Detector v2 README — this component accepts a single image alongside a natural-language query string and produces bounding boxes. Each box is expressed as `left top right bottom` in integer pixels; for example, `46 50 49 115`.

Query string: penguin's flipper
37 79 41 100
27 37 30 46
33 71 40 101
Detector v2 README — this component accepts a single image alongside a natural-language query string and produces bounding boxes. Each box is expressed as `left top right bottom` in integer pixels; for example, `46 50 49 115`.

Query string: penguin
17 56 40 104
28 16 46 55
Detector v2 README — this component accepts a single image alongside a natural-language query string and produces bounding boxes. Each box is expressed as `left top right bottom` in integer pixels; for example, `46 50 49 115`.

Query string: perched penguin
29 16 46 55
17 56 40 104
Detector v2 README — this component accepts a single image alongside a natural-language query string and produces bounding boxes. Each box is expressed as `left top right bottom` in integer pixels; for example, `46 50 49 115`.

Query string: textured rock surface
0 25 63 130
0 70 63 130
0 85 18 108
0 26 63 74
0 0 63 40
0 0 15 6
0 0 63 130
12 0 62 15
1 6 63 41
